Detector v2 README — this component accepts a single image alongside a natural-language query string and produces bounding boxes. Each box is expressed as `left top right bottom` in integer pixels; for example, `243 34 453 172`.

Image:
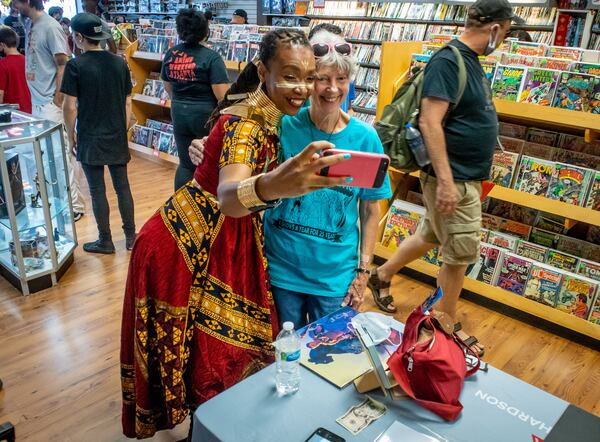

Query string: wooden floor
0 154 598 442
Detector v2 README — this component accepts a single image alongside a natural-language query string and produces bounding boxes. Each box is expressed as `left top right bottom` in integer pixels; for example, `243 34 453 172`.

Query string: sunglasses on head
311 42 352 58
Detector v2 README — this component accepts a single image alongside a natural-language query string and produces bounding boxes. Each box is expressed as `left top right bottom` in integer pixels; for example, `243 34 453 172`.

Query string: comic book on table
381 200 424 251
523 262 562 307
495 252 533 296
297 307 404 388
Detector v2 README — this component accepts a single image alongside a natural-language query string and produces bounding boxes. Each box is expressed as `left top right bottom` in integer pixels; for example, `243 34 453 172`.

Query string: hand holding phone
305 427 345 442
319 148 390 189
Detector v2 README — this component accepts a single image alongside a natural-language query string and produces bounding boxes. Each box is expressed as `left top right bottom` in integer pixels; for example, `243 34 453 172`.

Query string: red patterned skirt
120 182 277 438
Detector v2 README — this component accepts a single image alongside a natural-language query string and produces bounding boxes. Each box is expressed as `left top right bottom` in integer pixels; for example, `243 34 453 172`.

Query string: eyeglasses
311 42 352 58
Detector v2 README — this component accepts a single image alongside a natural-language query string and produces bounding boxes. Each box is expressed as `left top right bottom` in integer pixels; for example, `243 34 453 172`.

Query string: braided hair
208 28 310 127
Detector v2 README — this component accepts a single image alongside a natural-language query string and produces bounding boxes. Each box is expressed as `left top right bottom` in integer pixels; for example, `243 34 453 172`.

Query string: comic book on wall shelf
570 62 600 76
514 156 555 197
556 273 599 320
509 41 546 57
381 200 424 251
546 163 593 207
529 227 560 249
546 249 579 273
490 151 519 188
552 72 597 112
131 124 151 147
523 263 562 307
545 46 582 61
516 240 548 263
499 218 532 240
491 65 526 101
553 148 600 171
495 253 533 296
578 258 600 283
589 294 600 325
467 243 504 285
487 231 519 251
538 57 574 71
519 68 560 106
533 213 566 234
585 172 600 211
500 52 537 67
498 122 527 140
526 128 558 147
481 60 496 82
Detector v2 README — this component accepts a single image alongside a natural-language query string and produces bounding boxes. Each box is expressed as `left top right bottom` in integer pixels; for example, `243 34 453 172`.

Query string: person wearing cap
231 9 248 24
369 0 519 357
13 0 87 220
61 12 136 254
81 0 117 54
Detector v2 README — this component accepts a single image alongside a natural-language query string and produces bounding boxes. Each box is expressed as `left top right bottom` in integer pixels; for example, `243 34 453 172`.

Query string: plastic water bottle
405 123 430 167
274 321 301 395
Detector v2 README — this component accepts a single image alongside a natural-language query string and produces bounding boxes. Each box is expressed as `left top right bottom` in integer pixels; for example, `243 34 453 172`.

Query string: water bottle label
281 349 300 362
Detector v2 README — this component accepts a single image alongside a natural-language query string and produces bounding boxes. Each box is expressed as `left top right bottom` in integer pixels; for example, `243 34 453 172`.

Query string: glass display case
0 108 77 295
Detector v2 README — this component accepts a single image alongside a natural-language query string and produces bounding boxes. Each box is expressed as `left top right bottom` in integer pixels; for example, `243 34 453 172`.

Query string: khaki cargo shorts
417 172 482 266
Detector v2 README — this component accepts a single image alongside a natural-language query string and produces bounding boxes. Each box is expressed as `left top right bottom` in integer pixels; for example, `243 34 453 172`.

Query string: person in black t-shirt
369 0 521 357
161 8 229 190
3 2 25 54
61 13 136 254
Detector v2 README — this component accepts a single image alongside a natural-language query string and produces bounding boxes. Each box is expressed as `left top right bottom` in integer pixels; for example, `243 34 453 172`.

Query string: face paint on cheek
273 81 314 89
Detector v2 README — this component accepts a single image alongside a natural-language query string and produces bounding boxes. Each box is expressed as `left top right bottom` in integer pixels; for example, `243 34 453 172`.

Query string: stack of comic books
381 200 424 251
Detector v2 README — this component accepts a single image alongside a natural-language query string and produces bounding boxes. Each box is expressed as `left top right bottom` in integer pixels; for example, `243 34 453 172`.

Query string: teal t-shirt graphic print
263 108 392 297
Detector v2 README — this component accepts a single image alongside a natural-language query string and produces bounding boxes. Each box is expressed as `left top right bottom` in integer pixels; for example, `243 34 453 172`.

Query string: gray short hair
310 31 357 80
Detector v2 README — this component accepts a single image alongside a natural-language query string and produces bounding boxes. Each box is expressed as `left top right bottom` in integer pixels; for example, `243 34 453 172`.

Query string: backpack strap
447 44 467 111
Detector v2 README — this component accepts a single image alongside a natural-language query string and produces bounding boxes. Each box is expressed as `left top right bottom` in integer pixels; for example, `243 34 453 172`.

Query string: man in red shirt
0 27 32 113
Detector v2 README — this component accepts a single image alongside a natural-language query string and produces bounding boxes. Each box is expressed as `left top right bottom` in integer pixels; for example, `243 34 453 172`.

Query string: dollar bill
336 396 387 435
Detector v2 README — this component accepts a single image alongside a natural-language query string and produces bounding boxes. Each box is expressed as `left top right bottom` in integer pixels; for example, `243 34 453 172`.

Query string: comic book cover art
519 68 560 106
526 128 558 146
545 46 583 61
533 213 566 234
516 240 548 263
509 41 547 57
556 234 588 258
229 39 249 62
492 65 526 101
538 57 574 71
487 231 519 251
381 200 424 251
514 156 555 196
481 213 503 232
142 79 155 97
130 124 150 147
497 136 525 154
552 72 595 112
589 293 600 325
590 77 600 114
547 163 593 206
480 228 490 242
422 247 441 266
467 243 504 285
523 263 562 306
529 227 560 249
408 54 430 80
570 62 600 76
499 52 538 67
585 172 600 211
211 40 229 60
491 151 519 188
496 253 533 296
521 142 554 160
150 130 162 151
546 249 579 272
553 149 600 171
556 274 598 319
556 134 600 155
158 132 173 153
481 60 496 82
499 218 532 240
297 307 404 388
582 241 600 265
577 258 600 283
498 122 527 139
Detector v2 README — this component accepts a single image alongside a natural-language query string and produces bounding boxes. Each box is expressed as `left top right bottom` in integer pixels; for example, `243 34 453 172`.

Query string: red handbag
387 307 480 421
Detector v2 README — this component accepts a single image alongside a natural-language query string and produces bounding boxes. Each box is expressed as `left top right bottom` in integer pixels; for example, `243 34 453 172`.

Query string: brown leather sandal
454 322 485 358
368 267 397 313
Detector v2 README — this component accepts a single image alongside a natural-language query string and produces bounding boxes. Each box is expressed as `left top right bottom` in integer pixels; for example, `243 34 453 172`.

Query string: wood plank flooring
0 154 598 442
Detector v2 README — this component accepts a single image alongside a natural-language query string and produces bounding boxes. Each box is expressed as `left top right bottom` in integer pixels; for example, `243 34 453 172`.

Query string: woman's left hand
342 273 369 309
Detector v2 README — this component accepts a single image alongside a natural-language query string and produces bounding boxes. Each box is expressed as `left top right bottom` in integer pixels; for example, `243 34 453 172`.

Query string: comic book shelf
375 41 600 343
124 40 247 166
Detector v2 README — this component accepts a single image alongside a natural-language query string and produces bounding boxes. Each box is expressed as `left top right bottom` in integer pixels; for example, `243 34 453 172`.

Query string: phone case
319 149 390 189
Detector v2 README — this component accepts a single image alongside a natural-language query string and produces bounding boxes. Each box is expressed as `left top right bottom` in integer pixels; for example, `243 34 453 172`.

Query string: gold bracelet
237 173 280 212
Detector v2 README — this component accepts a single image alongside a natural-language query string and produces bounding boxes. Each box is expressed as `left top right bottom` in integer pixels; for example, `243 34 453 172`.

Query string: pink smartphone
319 148 390 189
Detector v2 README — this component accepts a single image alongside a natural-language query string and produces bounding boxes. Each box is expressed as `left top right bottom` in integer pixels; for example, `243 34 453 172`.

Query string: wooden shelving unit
375 244 600 341
124 39 246 166
375 41 600 341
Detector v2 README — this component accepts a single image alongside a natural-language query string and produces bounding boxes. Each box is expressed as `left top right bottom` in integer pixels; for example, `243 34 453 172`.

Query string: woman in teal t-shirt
262 32 391 328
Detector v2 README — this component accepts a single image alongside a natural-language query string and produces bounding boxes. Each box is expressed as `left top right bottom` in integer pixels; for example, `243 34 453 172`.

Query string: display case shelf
0 198 69 233
132 93 171 109
129 142 179 165
374 243 600 341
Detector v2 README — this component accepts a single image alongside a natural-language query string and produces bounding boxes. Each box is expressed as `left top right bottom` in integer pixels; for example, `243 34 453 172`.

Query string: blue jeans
272 285 345 329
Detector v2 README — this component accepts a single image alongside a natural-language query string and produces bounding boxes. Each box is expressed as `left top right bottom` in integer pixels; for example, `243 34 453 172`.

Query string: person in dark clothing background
3 2 25 54
161 8 229 190
231 8 248 24
62 13 136 254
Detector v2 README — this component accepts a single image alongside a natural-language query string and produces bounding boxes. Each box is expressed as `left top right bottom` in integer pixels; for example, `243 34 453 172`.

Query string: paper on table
375 421 442 442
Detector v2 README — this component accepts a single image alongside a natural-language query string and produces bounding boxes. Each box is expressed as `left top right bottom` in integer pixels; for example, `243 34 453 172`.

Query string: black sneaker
73 212 84 222
125 234 137 251
83 240 115 254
